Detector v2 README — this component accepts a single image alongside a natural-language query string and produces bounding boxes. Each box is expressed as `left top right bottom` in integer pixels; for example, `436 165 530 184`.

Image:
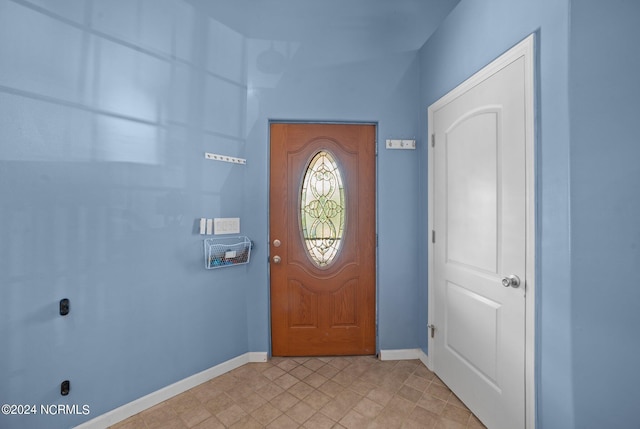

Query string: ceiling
186 0 460 53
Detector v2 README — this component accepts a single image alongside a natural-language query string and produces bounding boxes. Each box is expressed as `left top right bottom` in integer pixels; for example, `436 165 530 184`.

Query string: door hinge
431 134 435 148
427 324 435 338
376 234 378 247
432 230 436 243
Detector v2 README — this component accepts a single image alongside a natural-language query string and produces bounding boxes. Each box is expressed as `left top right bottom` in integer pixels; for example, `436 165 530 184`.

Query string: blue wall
0 1 251 427
228 0 459 355
569 1 640 427
0 0 459 427
8 0 637 428
418 0 574 427
419 0 640 427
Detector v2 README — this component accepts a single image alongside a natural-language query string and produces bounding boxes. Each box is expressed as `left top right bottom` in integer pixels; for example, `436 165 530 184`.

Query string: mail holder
204 236 252 269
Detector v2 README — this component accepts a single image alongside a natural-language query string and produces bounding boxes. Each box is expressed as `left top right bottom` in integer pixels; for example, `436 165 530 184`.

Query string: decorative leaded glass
300 151 345 267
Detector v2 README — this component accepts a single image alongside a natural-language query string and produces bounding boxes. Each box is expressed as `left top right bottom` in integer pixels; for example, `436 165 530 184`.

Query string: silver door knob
273 239 281 247
272 255 281 264
502 275 521 288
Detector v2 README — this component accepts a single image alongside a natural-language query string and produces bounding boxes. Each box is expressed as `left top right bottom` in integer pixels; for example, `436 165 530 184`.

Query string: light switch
214 218 240 235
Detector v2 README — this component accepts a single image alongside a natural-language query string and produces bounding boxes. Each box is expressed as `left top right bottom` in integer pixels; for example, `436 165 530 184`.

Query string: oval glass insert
300 150 346 267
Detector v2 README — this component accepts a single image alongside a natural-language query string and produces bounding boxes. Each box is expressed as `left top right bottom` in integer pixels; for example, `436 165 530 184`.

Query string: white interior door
428 36 535 429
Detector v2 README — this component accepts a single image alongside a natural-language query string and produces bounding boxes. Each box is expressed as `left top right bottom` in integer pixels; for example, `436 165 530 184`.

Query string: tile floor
110 356 486 429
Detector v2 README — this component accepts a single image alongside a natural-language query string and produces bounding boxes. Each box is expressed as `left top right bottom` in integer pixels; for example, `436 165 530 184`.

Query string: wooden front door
270 123 376 356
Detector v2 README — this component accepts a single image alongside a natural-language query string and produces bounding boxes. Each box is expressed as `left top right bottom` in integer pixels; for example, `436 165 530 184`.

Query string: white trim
74 352 268 429
417 350 431 370
427 34 536 429
378 348 422 361
379 349 432 371
247 351 269 363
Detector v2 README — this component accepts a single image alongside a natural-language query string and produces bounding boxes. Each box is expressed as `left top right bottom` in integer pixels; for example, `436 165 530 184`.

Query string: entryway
269 123 377 356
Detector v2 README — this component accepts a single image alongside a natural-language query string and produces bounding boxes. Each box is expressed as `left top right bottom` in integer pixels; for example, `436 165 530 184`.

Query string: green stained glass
300 150 345 267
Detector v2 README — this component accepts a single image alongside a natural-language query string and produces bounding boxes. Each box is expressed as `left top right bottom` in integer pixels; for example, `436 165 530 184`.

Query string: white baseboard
417 349 431 370
379 348 430 369
74 352 268 429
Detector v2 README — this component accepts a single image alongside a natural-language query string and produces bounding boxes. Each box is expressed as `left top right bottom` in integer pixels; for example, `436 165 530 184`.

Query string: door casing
267 120 379 356
427 34 536 429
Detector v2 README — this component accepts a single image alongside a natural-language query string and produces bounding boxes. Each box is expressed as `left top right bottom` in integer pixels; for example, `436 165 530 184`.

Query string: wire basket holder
204 236 252 269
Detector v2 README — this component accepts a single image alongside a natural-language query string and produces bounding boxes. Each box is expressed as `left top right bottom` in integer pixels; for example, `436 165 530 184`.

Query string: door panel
446 109 499 273
431 53 529 428
270 123 376 356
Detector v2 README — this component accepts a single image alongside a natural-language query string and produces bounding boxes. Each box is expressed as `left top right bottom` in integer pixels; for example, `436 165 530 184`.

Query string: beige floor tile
318 379 344 398
290 364 314 380
215 404 246 426
190 382 223 403
250 402 282 426
242 374 271 391
229 415 263 429
303 358 326 371
417 393 447 415
319 390 362 421
303 372 329 388
333 370 358 387
286 400 316 424
106 356 486 429
383 396 416 418
203 393 235 415
255 383 285 401
339 409 372 429
316 364 340 379
371 409 405 429
353 397 384 419
141 403 178 427
434 415 468 429
262 365 286 381
349 379 376 396
277 359 300 372
432 376 447 387
302 389 332 410
191 416 225 429
426 383 452 401
108 416 146 429
266 413 298 429
179 405 211 428
468 414 488 428
235 391 267 413
441 403 471 425
273 373 299 390
413 365 436 380
406 405 439 428
270 391 299 412
167 392 201 414
447 393 470 412
327 357 352 370
397 384 423 403
303 412 337 429
366 386 395 407
226 383 254 401
404 374 432 392
319 398 351 421
288 381 315 399
155 418 187 429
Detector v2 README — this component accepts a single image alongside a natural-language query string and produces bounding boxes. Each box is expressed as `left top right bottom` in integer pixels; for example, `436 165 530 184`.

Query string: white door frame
427 34 536 429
